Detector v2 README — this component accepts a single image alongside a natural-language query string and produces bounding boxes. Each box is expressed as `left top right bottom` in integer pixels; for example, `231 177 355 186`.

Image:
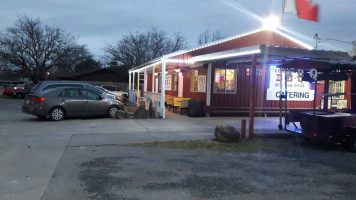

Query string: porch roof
129 27 316 73
129 45 355 73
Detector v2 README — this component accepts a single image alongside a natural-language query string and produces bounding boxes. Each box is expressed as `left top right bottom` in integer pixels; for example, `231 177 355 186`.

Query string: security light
263 16 279 30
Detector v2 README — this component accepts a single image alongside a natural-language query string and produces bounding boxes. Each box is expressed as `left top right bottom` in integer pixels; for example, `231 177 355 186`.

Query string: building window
173 74 177 91
329 80 345 99
214 69 237 94
164 74 177 91
190 70 198 92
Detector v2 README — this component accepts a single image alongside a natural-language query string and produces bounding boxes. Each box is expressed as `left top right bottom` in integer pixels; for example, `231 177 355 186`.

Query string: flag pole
278 0 285 130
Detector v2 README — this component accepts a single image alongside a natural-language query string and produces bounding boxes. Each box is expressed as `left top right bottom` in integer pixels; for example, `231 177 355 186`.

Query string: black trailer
280 59 356 152
296 111 356 152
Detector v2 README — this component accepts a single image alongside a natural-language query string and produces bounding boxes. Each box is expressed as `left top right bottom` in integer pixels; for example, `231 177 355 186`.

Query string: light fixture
165 71 168 74
154 72 158 76
174 63 181 73
263 15 279 30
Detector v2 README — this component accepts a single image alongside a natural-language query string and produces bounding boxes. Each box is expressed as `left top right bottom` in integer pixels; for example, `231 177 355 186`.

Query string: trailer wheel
343 135 356 153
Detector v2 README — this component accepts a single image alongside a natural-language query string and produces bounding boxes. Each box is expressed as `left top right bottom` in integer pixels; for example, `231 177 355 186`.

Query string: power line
313 33 352 49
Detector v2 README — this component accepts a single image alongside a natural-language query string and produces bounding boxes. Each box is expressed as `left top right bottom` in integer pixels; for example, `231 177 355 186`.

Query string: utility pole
313 33 352 50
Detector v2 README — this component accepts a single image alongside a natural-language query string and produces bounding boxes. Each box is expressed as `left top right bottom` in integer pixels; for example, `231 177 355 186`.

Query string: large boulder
116 101 159 119
134 104 150 119
115 110 134 119
214 125 240 142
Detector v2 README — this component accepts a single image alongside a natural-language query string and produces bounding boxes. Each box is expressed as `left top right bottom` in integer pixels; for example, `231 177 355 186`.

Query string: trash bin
188 99 202 117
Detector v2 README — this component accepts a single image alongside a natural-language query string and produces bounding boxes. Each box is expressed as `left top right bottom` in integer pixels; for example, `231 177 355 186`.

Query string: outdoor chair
173 97 191 113
179 99 189 115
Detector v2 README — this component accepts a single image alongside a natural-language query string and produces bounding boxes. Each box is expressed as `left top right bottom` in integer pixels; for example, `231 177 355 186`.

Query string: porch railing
129 89 137 103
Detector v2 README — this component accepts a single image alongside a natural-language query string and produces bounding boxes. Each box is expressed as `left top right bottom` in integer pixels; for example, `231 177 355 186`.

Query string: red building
129 28 355 118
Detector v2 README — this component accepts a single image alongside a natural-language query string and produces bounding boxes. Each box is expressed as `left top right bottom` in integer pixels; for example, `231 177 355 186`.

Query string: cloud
0 0 355 56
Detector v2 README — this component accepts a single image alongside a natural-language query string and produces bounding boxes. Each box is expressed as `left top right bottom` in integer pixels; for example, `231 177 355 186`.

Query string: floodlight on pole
263 16 280 30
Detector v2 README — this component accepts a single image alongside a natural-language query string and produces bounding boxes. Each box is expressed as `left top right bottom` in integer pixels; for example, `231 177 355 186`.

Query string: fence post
241 119 246 139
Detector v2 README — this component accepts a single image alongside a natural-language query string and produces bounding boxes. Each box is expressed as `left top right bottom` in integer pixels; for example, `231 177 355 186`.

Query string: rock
148 101 158 118
134 104 150 119
127 112 135 119
115 110 127 119
115 110 135 119
214 125 240 142
116 101 158 119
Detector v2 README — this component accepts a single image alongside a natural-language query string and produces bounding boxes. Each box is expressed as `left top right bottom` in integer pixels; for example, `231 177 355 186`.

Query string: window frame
80 89 101 100
329 80 345 99
190 70 199 92
213 68 238 94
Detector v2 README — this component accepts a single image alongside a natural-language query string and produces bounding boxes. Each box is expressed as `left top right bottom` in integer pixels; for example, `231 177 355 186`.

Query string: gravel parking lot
1 98 355 200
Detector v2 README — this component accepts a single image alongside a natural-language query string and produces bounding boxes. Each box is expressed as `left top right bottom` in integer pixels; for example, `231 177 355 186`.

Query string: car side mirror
100 94 105 100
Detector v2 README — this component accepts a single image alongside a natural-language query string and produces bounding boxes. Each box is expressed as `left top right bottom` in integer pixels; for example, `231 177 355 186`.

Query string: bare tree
0 16 80 83
55 45 101 73
198 29 227 45
104 27 187 68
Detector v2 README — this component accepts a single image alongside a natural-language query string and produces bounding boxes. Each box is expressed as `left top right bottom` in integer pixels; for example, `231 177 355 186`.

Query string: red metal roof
169 29 312 61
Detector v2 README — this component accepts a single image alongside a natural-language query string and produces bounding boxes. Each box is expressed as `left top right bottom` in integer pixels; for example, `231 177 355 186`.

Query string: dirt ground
42 138 356 200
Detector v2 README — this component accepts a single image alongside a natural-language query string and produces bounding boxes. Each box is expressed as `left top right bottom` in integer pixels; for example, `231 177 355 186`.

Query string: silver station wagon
22 87 124 121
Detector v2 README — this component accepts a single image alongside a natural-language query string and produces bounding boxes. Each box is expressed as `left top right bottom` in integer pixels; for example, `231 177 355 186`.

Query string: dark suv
31 81 119 100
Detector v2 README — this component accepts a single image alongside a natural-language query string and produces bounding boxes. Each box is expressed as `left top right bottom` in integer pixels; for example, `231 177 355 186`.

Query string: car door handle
84 100 88 103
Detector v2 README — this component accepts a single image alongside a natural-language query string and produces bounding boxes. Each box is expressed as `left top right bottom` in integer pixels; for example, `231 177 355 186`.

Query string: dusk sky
1 0 355 59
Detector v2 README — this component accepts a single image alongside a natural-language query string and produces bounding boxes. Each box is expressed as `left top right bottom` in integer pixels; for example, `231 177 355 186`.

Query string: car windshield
94 86 108 93
31 82 42 92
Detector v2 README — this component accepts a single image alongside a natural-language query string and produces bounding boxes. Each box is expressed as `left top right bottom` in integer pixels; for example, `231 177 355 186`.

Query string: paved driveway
0 98 355 200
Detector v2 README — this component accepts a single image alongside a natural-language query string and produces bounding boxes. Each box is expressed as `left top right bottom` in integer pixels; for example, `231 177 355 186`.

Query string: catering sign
266 66 314 101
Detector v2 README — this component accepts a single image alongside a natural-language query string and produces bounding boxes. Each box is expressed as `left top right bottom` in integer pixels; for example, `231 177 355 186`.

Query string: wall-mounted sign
198 75 206 93
266 66 314 101
165 74 172 91
310 68 318 80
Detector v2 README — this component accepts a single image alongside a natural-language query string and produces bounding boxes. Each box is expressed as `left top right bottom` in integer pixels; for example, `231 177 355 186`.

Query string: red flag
296 0 318 22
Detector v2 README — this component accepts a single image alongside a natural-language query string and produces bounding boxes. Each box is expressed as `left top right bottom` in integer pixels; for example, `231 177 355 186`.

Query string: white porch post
137 71 140 105
129 72 131 90
206 63 212 106
152 66 155 93
160 61 166 118
144 68 147 92
133 72 135 90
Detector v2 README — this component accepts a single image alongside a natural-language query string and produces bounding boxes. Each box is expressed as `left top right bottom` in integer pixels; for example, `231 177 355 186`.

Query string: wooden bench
165 95 176 110
173 98 191 113
204 106 313 117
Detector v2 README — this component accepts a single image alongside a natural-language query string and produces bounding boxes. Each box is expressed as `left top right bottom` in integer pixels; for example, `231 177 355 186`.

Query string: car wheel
36 115 46 119
108 106 119 118
343 135 356 153
49 107 65 121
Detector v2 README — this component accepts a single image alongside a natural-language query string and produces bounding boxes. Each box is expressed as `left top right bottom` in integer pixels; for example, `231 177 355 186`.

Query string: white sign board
266 66 314 101
165 75 172 91
198 75 206 93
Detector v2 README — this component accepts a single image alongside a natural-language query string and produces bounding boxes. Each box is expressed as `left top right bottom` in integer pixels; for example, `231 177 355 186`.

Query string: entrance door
178 73 183 97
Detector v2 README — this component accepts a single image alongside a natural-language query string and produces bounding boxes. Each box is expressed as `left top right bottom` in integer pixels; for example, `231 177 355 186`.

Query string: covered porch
128 55 197 118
